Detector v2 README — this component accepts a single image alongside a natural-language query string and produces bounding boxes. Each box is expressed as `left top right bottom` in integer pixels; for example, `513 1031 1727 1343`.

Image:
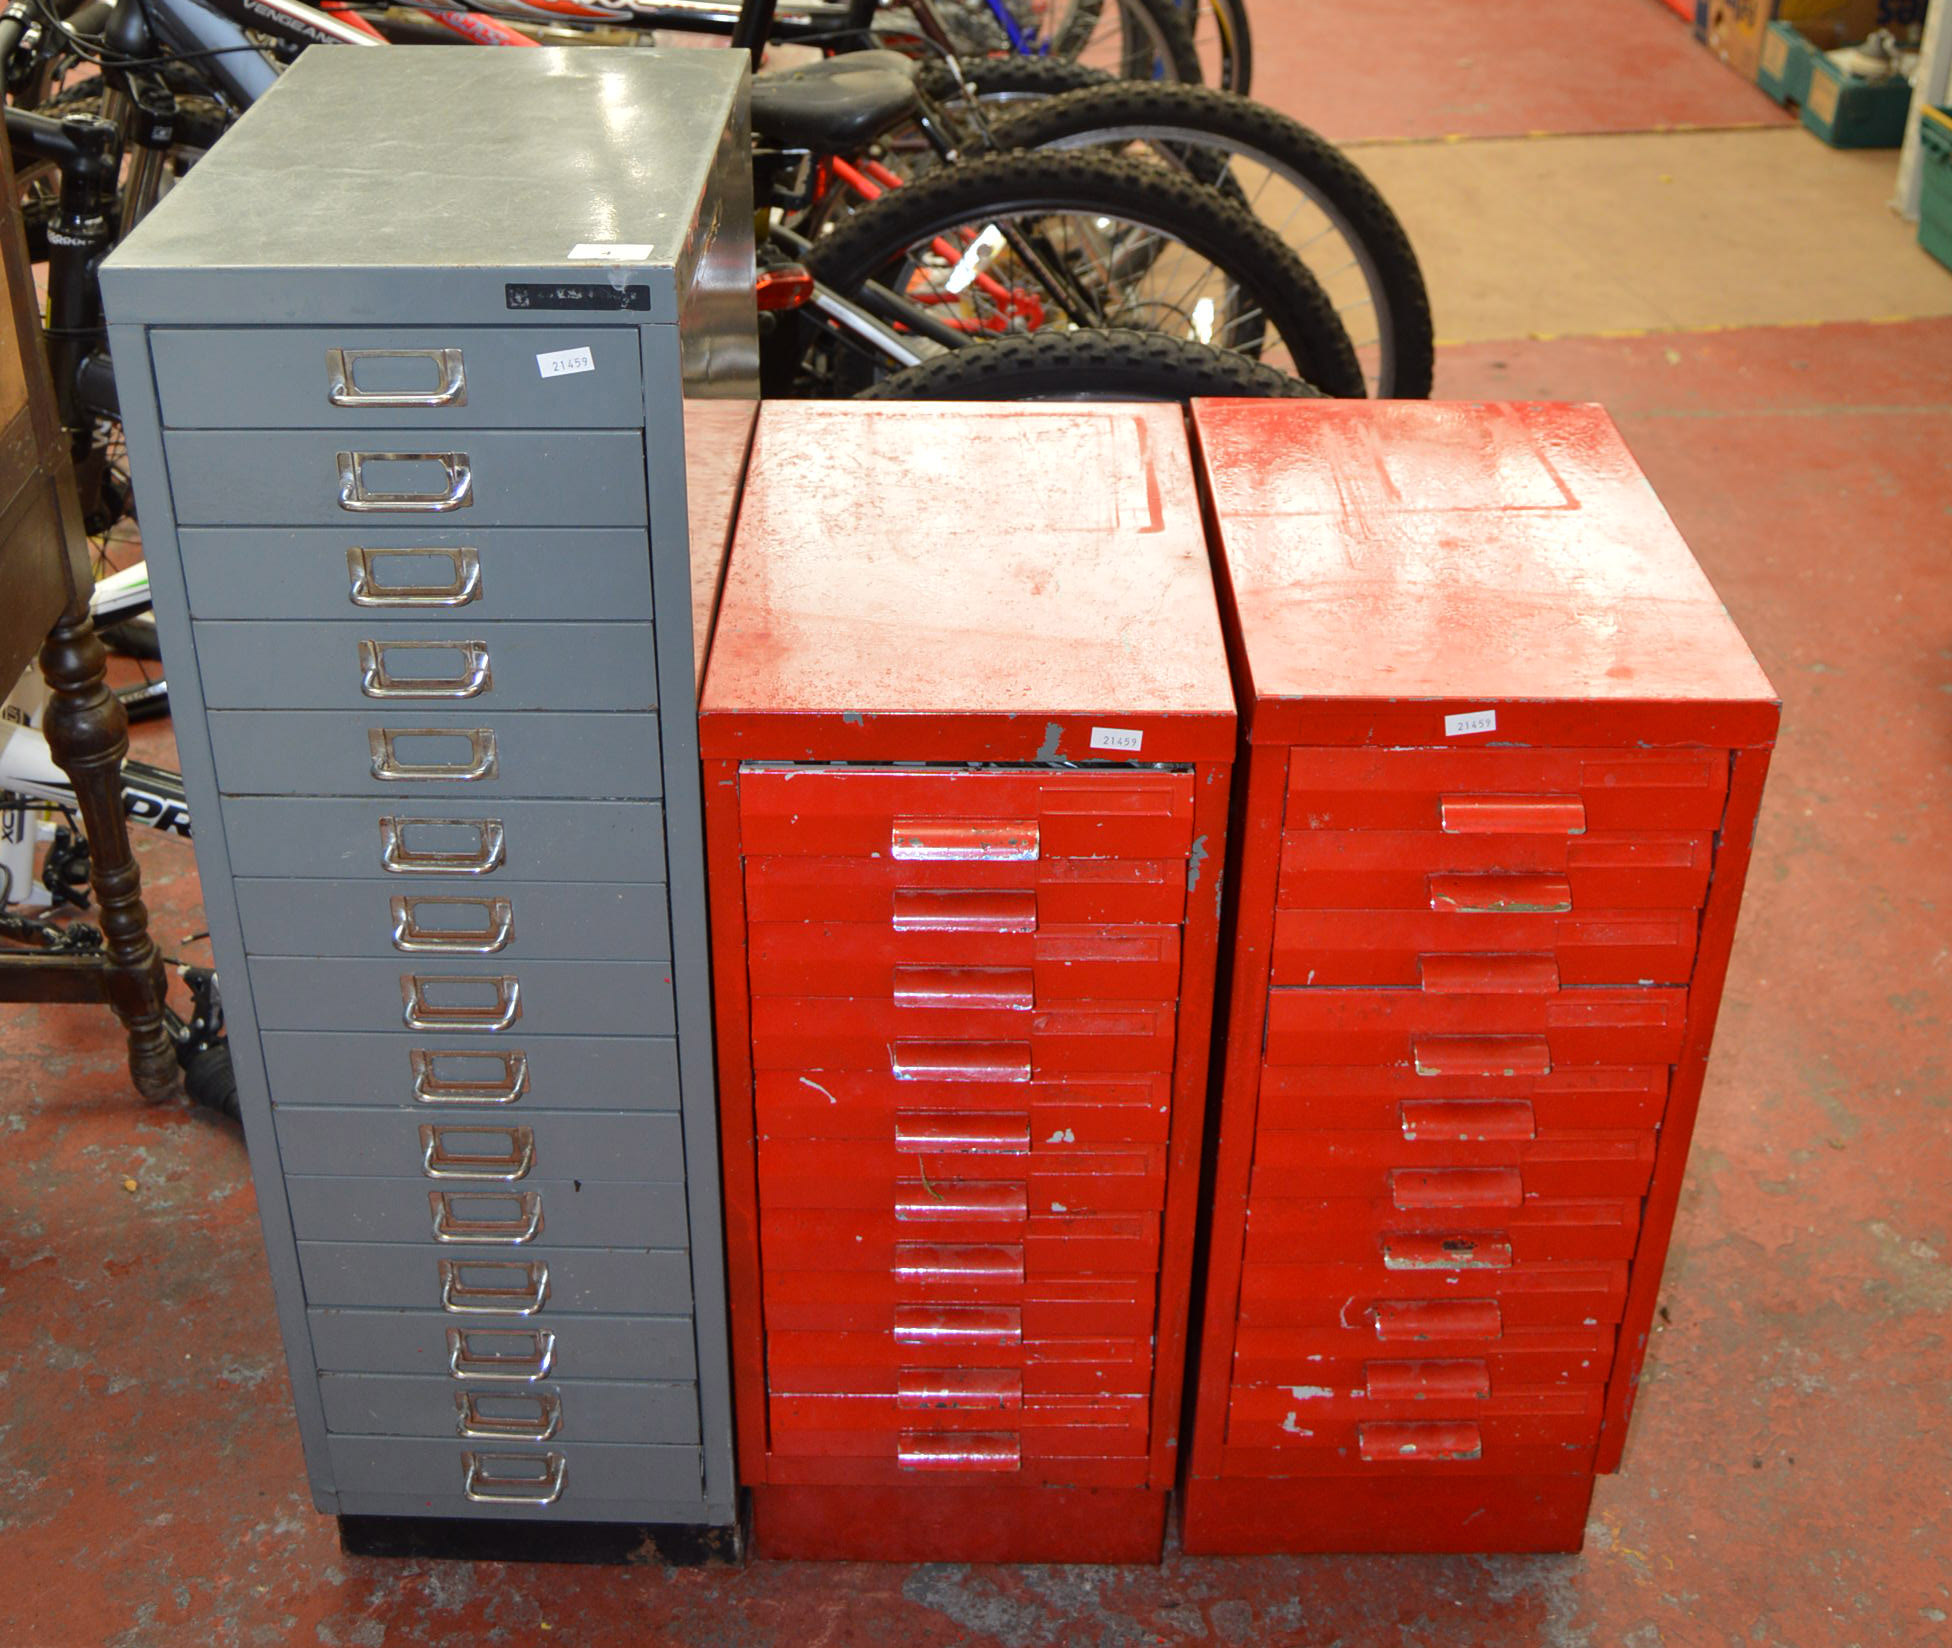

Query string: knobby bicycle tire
987 81 1436 398
858 326 1321 400
803 150 1364 397
1051 0 1203 86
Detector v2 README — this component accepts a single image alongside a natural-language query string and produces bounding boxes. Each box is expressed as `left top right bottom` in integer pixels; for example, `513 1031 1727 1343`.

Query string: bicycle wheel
1172 0 1252 95
802 150 1363 395
859 326 1319 400
987 81 1434 398
909 0 1201 84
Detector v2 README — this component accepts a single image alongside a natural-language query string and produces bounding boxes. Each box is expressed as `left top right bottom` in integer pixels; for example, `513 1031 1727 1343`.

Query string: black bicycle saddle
750 51 922 151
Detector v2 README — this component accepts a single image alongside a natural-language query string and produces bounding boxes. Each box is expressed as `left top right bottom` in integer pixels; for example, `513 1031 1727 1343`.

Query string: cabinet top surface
104 46 744 287
700 402 1236 764
1192 400 1778 745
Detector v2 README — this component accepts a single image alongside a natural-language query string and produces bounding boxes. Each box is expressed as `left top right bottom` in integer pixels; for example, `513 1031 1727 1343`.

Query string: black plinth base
338 1514 744 1567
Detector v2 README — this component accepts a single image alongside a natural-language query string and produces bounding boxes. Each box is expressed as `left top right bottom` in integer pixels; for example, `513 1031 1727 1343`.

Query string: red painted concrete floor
3 315 1947 1646
1248 0 1789 144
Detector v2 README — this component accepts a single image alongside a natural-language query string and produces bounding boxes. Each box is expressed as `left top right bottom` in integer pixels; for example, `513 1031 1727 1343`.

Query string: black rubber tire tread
986 80 1435 398
182 1040 241 1122
916 55 1113 105
1054 0 1202 85
858 327 1323 400
803 149 1365 397
1200 0 1254 95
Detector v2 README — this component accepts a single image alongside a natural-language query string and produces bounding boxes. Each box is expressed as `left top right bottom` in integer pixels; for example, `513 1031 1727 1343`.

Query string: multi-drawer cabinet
100 49 758 1528
1181 400 1779 1554
700 402 1236 1562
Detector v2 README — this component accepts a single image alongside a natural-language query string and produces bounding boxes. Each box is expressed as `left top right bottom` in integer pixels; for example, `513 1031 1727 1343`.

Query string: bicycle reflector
756 268 816 312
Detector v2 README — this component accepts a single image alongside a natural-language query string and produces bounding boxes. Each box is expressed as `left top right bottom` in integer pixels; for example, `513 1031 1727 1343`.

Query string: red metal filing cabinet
1181 400 1779 1555
701 401 1236 1562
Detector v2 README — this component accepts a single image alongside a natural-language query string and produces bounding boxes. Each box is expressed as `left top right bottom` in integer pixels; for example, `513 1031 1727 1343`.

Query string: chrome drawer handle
439 1258 551 1316
391 895 514 954
401 973 521 1032
462 1450 566 1505
420 1123 535 1181
455 1390 561 1442
358 639 492 701
326 346 467 409
381 816 506 876
411 1048 529 1106
368 727 498 783
429 1189 544 1244
337 450 473 514
448 1327 555 1382
347 546 482 608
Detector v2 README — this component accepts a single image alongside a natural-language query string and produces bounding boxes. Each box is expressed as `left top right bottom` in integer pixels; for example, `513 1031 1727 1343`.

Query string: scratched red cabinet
701 402 1236 1562
1181 400 1778 1555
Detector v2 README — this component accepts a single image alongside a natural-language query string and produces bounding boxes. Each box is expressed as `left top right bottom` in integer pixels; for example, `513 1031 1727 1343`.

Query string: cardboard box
1704 1 1925 83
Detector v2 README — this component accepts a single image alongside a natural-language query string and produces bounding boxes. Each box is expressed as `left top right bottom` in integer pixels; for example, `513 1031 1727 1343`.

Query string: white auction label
1445 710 1497 738
1090 726 1144 753
566 242 652 262
537 346 596 379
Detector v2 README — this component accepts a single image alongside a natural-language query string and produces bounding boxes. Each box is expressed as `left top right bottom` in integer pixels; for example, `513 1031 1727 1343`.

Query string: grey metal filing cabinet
100 47 756 1528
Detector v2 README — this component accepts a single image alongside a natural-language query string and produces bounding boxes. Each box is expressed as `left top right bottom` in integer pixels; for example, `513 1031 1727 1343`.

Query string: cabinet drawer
760 1276 1155 1340
237 878 670 962
754 1069 1171 1149
767 1331 1154 1398
246 955 674 1038
162 429 648 527
1285 748 1730 833
223 797 665 883
298 1241 692 1315
1243 1195 1644 1266
1229 1338 1613 1402
274 1108 684 1181
325 1436 702 1514
1275 831 1713 912
319 1374 698 1447
262 1031 679 1111
308 1307 697 1381
761 1208 1162 1279
743 855 1187 927
757 1141 1166 1218
150 327 646 429
1231 1322 1615 1388
285 1176 689 1249
750 998 1178 1078
178 527 653 624
1263 986 1689 1070
745 923 1183 1005
1248 1132 1657 1203
761 1441 1149 1490
1236 1263 1629 1333
208 709 662 800
1270 908 1700 988
1220 1399 1601 1477
1253 1064 1668 1136
194 621 656 713
769 1392 1148 1456
737 765 1196 861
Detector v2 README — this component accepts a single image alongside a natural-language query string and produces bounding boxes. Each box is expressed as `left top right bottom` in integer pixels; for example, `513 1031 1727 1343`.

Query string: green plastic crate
1919 107 1952 273
1802 56 1912 148
1757 21 1814 108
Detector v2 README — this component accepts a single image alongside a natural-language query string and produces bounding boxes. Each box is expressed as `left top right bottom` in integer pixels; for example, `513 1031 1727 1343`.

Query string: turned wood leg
38 605 181 1101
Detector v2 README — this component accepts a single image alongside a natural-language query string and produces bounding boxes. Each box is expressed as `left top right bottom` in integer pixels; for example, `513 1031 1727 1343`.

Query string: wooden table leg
38 605 181 1101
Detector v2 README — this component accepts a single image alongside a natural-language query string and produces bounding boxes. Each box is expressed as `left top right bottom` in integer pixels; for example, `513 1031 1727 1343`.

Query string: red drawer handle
1440 796 1586 836
1418 954 1560 996
1413 1037 1551 1078
1363 1360 1492 1401
1428 874 1573 914
894 1113 1031 1153
1372 1299 1503 1343
895 1179 1028 1223
1382 1233 1515 1271
1391 1168 1525 1210
893 1304 1022 1346
1359 1421 1483 1463
898 1431 1021 1472
898 1368 1023 1411
893 968 1034 1011
892 820 1039 862
892 889 1037 933
1400 1099 1536 1141
893 1242 1025 1282
891 1041 1032 1083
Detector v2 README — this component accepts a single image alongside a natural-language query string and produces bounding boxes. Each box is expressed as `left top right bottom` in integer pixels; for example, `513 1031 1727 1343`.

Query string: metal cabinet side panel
642 325 743 1520
105 319 341 1511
